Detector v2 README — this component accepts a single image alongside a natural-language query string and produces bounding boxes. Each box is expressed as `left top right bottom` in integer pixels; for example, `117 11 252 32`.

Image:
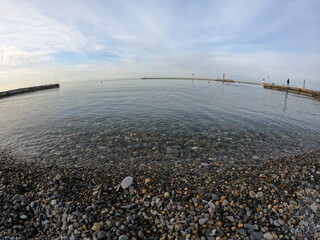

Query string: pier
141 77 263 85
141 77 237 83
263 84 320 99
0 84 60 99
141 77 320 100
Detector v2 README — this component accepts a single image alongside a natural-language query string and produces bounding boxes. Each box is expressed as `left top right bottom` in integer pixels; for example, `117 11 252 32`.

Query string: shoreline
0 151 319 239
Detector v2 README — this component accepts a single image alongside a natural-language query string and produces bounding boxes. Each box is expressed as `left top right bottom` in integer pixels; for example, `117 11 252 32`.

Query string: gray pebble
118 235 128 240
121 176 133 189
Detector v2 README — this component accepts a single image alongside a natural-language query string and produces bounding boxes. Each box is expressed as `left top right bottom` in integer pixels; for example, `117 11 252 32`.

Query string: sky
1 0 320 91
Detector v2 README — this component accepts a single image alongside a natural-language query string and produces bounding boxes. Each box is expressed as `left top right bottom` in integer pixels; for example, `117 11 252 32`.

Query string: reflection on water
284 91 289 113
0 79 319 163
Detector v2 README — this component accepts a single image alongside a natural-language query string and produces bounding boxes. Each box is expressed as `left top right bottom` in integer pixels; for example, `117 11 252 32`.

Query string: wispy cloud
0 0 319 89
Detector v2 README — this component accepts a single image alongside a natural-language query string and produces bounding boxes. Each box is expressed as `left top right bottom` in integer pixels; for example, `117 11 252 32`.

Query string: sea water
0 79 319 163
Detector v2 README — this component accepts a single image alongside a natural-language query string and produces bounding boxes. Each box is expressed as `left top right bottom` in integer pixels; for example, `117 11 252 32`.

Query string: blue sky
1 0 320 90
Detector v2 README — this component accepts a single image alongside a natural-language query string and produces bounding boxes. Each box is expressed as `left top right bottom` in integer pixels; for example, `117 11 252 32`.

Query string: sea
0 79 319 164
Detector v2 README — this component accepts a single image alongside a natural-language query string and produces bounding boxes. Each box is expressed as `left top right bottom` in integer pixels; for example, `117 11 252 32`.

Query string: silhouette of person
287 78 290 86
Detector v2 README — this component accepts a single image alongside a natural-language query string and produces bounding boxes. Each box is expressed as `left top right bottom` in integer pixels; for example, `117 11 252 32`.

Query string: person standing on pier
287 78 290 86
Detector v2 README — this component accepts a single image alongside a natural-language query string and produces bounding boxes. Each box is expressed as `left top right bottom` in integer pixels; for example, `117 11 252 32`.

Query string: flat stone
221 199 229 206
264 232 273 240
121 176 134 189
274 220 281 227
118 235 128 240
256 192 264 198
239 229 247 236
310 203 318 212
198 218 208 225
51 200 57 206
20 215 27 219
244 223 254 232
97 231 107 240
120 203 137 210
211 194 219 201
250 231 264 240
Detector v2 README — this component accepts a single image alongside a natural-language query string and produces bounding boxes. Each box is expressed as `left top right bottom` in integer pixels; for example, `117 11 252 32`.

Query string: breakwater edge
0 84 60 99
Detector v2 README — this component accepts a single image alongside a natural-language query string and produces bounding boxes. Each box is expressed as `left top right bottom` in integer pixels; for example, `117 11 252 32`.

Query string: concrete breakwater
263 84 320 100
141 77 235 82
141 77 262 86
0 84 60 99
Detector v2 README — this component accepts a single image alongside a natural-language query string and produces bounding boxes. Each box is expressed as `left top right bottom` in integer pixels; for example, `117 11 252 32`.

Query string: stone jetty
0 84 60 99
263 84 320 100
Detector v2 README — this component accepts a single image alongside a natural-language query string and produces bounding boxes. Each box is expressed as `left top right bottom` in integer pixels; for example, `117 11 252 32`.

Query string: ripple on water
0 80 319 162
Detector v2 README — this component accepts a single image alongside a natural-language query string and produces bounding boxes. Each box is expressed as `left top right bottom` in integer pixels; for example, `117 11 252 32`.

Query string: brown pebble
220 196 226 201
141 189 147 194
144 178 151 184
91 222 102 231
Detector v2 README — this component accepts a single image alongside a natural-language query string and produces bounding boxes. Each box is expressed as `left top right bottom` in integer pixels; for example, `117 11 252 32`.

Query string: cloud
0 0 319 90
0 45 54 66
0 0 87 66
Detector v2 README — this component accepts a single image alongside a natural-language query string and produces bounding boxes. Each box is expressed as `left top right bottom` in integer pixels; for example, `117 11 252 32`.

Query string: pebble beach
1 150 319 240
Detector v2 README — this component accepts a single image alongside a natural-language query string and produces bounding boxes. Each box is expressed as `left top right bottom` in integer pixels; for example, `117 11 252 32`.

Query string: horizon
1 0 320 91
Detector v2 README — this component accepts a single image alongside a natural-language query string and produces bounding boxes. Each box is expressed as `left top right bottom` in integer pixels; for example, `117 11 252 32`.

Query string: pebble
310 202 318 212
198 218 208 225
97 231 107 240
0 149 319 240
118 235 128 240
211 194 219 201
121 176 134 189
91 222 102 231
264 232 273 240
164 192 170 198
221 199 229 206
55 174 62 181
256 191 264 198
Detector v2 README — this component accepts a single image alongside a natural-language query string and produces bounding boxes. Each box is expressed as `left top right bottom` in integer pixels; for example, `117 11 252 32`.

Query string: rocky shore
0 151 319 240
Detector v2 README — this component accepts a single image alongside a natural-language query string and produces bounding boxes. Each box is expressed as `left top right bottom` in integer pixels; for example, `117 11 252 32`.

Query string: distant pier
142 77 236 83
0 84 60 99
263 84 320 99
141 77 261 85
141 77 320 100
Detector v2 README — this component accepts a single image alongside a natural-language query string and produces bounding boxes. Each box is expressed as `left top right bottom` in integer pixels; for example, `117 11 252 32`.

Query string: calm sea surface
1 79 319 163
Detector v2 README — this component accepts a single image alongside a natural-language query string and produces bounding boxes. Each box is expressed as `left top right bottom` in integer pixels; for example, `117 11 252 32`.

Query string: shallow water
0 79 319 163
